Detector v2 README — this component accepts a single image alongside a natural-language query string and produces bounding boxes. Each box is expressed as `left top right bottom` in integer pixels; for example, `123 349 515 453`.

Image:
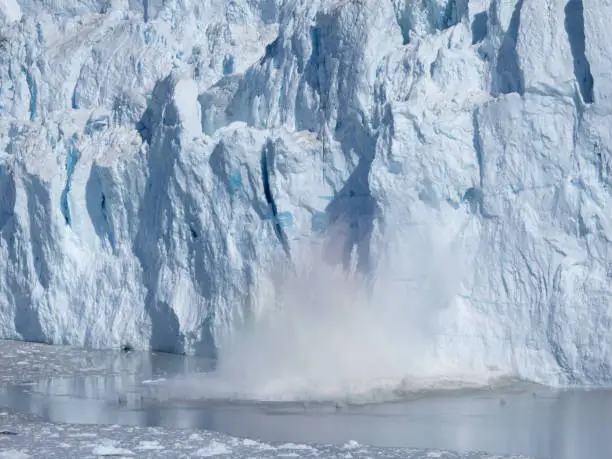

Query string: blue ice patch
275 211 293 229
311 212 328 234
388 159 403 175
222 55 234 75
60 145 80 226
229 170 242 194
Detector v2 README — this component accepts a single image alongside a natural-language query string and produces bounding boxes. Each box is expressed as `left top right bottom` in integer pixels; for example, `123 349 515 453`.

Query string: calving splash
149 226 511 403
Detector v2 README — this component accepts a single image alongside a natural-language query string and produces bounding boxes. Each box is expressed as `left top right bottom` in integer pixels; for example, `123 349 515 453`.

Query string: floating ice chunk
194 440 231 457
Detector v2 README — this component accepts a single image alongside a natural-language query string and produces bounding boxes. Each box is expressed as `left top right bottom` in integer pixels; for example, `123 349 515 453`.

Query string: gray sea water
0 341 610 459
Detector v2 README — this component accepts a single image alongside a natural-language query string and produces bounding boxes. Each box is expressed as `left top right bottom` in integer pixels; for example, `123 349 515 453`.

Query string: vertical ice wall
0 0 612 386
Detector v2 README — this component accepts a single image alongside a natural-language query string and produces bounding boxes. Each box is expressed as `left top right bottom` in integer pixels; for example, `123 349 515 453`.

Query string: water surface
1 349 611 459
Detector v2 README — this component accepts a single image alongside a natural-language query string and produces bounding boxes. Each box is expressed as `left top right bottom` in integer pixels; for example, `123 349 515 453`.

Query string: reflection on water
1 351 612 459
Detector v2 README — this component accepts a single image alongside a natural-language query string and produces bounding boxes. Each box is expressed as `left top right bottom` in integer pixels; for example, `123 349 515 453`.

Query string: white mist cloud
148 221 505 403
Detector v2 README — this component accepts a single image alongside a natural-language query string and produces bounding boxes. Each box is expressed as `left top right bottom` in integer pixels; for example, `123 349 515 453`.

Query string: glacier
0 0 612 390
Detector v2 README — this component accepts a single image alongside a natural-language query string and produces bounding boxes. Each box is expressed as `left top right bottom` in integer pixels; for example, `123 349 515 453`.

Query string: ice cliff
1 0 612 388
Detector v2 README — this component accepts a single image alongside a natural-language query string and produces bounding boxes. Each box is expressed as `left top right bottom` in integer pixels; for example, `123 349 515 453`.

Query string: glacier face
0 0 611 388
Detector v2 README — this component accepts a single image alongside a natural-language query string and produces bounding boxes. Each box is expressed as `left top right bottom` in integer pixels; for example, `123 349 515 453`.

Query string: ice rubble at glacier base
0 0 612 387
